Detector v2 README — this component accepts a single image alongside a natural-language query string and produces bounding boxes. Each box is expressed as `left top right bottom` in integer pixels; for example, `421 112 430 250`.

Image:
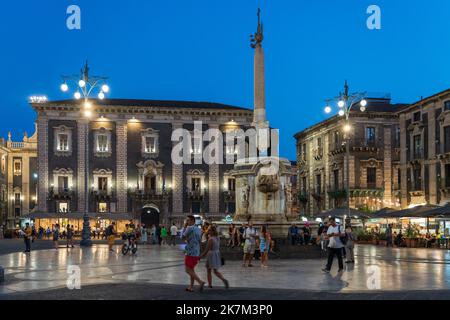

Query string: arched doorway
141 204 160 227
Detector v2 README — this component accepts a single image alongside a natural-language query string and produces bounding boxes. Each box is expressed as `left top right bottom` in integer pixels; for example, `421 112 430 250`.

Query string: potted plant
356 230 373 244
378 232 387 246
405 223 420 247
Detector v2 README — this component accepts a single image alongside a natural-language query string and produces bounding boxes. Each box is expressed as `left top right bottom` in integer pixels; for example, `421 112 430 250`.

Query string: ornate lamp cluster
60 61 110 118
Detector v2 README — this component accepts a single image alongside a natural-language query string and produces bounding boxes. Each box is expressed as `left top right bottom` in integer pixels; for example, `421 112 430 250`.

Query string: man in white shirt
242 222 257 267
322 217 345 273
170 223 178 246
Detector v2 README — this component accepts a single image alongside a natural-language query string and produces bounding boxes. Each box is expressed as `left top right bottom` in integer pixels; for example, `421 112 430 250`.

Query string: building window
93 169 113 195
302 176 307 193
13 159 21 175
413 111 421 122
94 128 112 157
14 193 21 206
445 164 450 188
413 135 422 159
96 134 109 153
57 133 69 151
98 177 108 192
14 207 21 217
1 155 5 173
141 128 160 158
53 125 73 156
367 167 377 189
413 167 422 191
366 127 376 144
98 202 108 213
315 174 321 194
192 178 201 192
445 126 450 154
228 178 236 192
186 169 205 195
58 176 69 193
333 170 339 190
144 136 156 154
444 101 450 112
58 202 69 213
302 143 307 160
395 127 401 148
334 131 340 148
144 175 156 194
53 168 73 194
191 137 202 155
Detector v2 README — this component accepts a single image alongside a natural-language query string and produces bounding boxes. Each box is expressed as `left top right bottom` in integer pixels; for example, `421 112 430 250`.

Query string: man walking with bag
322 217 345 273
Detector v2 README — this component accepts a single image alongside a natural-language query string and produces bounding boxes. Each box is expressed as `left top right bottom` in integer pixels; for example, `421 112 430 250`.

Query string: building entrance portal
141 204 160 227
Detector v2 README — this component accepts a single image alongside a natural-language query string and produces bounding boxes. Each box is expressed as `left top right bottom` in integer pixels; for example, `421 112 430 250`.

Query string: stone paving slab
3 283 450 300
1 244 450 298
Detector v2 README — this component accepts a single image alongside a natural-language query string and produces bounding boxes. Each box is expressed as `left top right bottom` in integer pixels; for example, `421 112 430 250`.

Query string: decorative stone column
77 119 88 213
383 126 392 206
399 114 408 208
22 156 30 215
308 141 314 214
116 120 128 214
37 116 49 213
172 123 184 216
207 124 220 217
324 134 330 210
428 110 437 204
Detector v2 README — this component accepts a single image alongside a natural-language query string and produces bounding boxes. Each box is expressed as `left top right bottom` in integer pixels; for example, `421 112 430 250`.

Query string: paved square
1 242 450 299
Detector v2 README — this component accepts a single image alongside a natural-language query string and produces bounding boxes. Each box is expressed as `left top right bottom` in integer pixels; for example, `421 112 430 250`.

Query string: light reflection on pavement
1 244 450 295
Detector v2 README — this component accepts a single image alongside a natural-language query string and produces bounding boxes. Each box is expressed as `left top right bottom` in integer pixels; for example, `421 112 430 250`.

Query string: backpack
339 226 348 245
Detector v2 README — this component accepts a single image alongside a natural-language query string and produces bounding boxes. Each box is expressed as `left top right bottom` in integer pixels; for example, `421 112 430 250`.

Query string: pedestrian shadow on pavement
319 271 349 293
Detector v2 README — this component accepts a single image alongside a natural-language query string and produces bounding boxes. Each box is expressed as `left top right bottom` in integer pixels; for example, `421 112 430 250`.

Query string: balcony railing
129 189 170 200
350 138 380 151
186 190 206 200
312 148 323 160
223 190 236 201
48 187 75 200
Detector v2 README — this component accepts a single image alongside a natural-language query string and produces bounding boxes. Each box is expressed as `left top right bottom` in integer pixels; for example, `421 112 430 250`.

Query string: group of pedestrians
182 215 229 292
321 217 356 273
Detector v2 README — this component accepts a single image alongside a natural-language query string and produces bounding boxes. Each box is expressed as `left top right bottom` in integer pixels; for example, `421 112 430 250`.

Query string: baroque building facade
294 97 405 215
0 129 38 230
31 99 253 228
398 88 450 208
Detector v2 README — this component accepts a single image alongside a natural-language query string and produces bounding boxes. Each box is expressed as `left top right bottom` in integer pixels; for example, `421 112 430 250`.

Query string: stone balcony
48 187 75 200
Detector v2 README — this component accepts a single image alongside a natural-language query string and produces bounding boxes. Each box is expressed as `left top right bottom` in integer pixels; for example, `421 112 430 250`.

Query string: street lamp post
60 61 110 246
324 81 367 226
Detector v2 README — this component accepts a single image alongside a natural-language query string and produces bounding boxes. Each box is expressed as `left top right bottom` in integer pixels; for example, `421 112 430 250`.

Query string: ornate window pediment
94 127 112 158
186 169 206 195
361 158 382 169
141 128 159 158
136 160 164 193
52 168 74 193
92 168 113 195
13 159 22 176
53 125 73 157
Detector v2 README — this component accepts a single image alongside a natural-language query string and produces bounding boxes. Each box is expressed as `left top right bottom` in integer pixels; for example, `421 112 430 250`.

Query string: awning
317 208 374 219
377 205 441 218
23 212 134 221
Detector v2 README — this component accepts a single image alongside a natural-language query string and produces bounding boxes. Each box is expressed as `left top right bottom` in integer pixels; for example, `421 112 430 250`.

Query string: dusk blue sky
1 0 450 160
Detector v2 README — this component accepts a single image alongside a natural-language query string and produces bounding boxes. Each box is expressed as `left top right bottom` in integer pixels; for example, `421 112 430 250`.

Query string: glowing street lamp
322 81 368 228
59 61 110 247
